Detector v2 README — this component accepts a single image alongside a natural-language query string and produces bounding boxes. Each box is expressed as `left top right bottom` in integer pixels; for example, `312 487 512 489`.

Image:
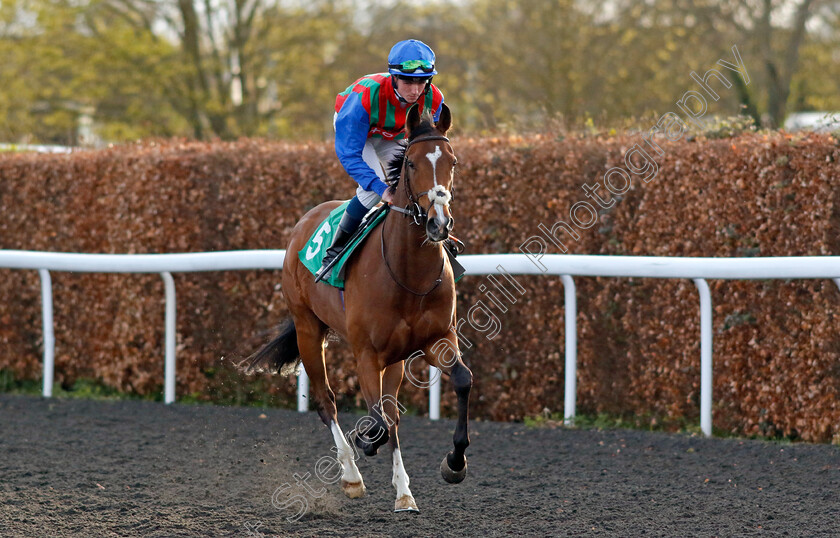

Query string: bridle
388 135 454 227
382 133 454 296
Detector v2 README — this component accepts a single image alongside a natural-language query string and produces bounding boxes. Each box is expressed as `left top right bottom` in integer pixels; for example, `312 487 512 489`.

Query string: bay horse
249 103 472 513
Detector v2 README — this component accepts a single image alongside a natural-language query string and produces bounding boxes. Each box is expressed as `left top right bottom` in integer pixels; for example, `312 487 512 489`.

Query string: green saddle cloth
298 201 388 288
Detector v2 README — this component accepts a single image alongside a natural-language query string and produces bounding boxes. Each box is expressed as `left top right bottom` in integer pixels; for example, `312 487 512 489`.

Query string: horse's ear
436 103 451 136
406 104 422 138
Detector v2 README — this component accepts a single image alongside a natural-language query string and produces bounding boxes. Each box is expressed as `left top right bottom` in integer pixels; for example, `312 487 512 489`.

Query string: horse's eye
453 159 458 166
406 160 415 169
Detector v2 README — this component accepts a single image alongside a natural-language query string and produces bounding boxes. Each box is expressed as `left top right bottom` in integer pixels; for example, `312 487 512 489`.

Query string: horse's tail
245 318 301 377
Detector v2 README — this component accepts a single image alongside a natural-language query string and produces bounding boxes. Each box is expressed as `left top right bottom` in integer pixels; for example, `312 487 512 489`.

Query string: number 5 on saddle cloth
299 201 465 290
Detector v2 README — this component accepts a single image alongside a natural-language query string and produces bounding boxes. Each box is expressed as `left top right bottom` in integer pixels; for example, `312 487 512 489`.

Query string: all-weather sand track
1 394 838 537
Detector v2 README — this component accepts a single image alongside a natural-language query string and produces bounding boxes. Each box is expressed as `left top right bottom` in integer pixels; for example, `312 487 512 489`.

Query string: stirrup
315 251 340 283
314 227 355 283
314 263 331 282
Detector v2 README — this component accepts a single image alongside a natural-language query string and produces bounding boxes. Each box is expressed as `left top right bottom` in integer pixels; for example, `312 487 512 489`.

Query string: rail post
38 269 55 398
429 366 442 420
561 275 577 425
693 278 713 437
161 272 176 404
297 369 309 412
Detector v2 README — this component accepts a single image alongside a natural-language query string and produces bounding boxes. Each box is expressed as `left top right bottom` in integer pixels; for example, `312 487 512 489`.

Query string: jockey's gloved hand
381 188 395 205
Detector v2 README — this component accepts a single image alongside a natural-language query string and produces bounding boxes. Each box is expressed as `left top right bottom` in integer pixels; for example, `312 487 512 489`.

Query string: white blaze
425 145 448 226
426 145 442 185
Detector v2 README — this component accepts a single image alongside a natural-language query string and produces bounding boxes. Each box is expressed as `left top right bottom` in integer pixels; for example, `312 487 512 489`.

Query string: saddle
299 201 388 289
299 202 466 289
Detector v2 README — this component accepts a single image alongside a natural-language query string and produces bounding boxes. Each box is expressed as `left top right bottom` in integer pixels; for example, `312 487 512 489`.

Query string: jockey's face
394 76 428 104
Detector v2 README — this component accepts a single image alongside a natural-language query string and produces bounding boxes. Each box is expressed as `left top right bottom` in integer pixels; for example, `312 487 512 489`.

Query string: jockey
316 39 445 280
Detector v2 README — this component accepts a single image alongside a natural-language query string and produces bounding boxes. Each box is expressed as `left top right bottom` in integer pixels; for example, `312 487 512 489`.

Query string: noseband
389 135 454 226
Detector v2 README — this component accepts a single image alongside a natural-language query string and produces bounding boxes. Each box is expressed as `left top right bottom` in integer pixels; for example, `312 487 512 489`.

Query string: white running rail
3 249 840 437
0 250 285 404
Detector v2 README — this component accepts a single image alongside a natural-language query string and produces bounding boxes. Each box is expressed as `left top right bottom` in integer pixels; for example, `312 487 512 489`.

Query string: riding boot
315 226 355 281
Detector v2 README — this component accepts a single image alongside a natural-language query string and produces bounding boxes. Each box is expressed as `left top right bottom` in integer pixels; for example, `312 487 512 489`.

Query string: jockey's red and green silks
335 73 443 140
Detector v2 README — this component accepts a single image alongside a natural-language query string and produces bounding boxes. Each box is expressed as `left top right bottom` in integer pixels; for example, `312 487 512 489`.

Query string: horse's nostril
425 221 449 242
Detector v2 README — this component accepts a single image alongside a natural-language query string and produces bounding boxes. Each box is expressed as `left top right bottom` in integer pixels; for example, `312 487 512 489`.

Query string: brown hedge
1 133 839 442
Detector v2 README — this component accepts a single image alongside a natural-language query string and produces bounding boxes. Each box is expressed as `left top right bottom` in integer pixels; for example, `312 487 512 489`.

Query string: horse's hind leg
380 362 419 513
294 310 366 499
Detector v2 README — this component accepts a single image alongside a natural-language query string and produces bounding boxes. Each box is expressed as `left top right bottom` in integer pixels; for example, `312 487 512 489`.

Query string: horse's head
390 103 456 243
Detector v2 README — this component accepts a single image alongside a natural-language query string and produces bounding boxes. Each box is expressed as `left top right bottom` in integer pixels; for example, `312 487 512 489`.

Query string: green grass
0 370 43 395
0 368 287 407
524 410 701 436
523 409 819 444
0 369 156 401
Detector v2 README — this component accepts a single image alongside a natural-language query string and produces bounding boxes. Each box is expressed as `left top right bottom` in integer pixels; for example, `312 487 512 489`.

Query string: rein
380 220 445 296
380 133 451 296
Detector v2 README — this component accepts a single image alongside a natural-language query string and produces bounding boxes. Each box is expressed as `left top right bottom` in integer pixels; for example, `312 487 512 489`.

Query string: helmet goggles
388 59 435 75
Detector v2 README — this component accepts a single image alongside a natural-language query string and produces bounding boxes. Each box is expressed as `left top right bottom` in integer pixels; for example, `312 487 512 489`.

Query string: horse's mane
385 111 438 187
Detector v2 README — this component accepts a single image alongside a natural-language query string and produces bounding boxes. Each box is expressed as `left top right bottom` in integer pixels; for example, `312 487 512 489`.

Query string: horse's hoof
341 479 366 499
440 454 467 484
363 443 380 457
354 428 388 457
394 494 419 513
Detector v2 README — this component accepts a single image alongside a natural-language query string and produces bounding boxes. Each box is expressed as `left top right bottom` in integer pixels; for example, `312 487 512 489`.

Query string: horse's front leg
418 335 472 484
381 361 419 512
352 349 391 457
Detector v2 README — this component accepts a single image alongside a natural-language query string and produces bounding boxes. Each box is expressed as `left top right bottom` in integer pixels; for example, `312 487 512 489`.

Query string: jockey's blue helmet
388 39 437 77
